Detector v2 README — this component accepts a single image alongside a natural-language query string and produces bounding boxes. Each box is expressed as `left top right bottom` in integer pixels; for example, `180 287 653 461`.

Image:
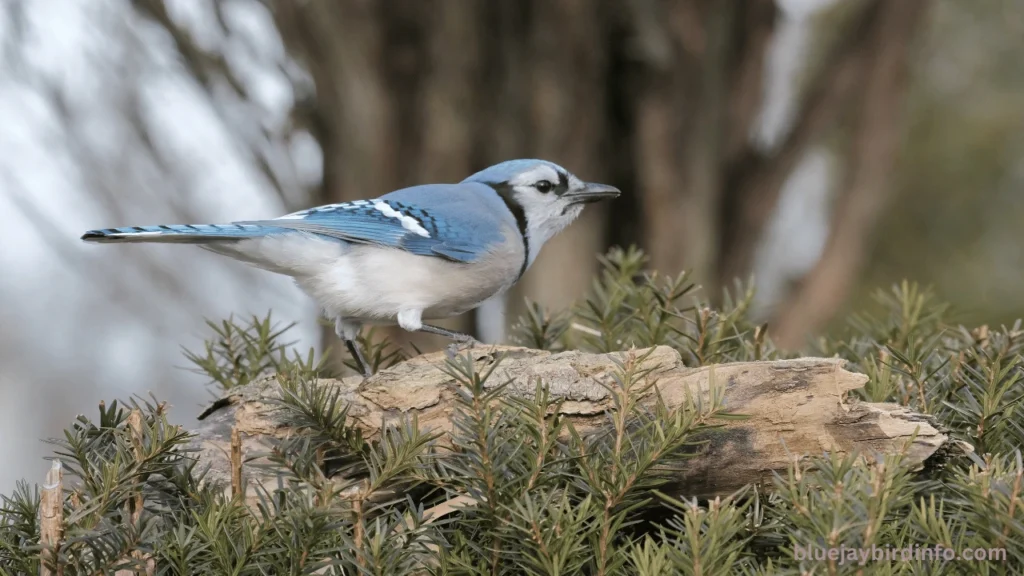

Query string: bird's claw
445 338 479 359
352 367 375 393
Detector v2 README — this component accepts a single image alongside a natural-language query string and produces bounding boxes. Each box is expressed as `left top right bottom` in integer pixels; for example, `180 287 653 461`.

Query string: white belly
209 229 524 324
298 244 520 322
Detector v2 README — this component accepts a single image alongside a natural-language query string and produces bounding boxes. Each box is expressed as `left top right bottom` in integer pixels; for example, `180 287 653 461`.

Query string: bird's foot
444 337 480 360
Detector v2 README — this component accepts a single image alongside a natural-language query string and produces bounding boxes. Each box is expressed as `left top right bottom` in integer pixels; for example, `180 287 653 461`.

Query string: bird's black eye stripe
557 171 568 194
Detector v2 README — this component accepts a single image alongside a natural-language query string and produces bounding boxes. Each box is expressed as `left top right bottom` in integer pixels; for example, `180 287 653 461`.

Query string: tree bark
190 345 952 503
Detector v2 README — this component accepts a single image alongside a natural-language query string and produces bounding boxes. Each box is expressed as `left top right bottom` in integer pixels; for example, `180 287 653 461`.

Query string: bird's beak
567 182 621 204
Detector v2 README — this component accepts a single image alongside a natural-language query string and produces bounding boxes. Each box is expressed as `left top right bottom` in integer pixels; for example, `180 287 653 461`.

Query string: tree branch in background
133 0 306 212
133 0 248 97
3 1 229 316
771 0 930 349
724 0 778 165
717 0 881 290
631 0 711 282
629 0 779 290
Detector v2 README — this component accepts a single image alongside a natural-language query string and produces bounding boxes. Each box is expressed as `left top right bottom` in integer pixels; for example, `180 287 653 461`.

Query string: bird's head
464 159 620 265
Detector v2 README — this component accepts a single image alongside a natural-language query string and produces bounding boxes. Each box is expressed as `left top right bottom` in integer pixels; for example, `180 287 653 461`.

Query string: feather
239 183 516 263
80 223 277 243
81 183 520 265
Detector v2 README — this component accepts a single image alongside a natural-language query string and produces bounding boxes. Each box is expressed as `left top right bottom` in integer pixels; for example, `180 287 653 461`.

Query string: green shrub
2 248 1021 575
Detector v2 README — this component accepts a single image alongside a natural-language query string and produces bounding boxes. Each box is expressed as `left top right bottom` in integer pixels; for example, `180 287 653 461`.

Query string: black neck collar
484 182 530 281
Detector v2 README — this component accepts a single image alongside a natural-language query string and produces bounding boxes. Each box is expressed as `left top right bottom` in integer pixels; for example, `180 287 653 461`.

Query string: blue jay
81 159 620 377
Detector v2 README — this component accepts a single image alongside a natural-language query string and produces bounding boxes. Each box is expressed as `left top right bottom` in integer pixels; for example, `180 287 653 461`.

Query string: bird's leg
344 339 373 378
419 323 478 344
397 310 480 357
419 323 481 358
335 317 372 378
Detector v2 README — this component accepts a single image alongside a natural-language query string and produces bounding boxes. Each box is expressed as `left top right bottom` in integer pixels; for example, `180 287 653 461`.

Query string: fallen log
187 345 953 502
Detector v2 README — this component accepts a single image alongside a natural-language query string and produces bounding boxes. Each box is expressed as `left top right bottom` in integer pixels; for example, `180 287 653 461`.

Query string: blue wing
239 183 511 263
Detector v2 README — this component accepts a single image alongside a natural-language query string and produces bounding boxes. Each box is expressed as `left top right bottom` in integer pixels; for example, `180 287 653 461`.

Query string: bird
81 159 620 377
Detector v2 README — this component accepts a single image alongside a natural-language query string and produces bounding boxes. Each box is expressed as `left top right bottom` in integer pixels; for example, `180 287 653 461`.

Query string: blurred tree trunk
769 0 928 348
135 0 929 365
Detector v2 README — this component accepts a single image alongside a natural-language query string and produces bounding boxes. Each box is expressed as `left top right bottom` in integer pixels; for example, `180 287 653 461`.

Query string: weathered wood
230 426 243 499
116 409 155 576
39 460 63 576
188 346 951 503
126 409 144 526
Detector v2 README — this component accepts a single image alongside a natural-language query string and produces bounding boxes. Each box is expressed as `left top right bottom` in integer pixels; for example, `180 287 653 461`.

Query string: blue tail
81 223 279 244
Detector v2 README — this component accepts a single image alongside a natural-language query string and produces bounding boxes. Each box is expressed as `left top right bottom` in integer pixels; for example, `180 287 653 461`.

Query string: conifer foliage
2 248 1022 574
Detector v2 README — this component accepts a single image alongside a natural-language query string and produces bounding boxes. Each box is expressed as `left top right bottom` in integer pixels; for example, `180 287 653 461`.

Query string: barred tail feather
81 223 278 244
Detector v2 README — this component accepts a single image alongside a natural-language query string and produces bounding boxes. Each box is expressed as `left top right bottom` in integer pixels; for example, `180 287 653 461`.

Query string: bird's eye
535 180 553 193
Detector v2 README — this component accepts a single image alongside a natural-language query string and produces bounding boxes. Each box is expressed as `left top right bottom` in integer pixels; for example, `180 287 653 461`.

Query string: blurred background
1 0 1022 492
